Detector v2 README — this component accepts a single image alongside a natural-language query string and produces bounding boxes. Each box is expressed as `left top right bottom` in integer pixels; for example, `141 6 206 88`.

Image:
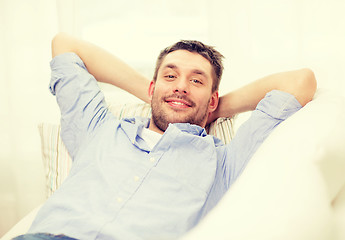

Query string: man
15 33 316 240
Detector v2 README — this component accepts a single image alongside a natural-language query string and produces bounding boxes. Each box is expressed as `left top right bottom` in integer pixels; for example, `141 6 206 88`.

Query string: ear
208 91 219 113
148 80 155 102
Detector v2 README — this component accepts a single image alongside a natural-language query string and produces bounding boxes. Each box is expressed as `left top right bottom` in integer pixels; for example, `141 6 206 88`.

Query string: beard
150 92 210 132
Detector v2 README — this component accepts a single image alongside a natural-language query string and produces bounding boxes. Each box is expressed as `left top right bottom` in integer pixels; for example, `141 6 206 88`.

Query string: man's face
148 50 219 133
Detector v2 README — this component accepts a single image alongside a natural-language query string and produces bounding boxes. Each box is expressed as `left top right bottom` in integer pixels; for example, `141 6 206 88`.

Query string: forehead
159 50 213 77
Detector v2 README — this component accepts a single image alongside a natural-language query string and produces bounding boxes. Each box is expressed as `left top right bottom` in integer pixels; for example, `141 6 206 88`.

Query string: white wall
0 0 59 236
81 0 345 100
211 0 345 96
1 0 345 237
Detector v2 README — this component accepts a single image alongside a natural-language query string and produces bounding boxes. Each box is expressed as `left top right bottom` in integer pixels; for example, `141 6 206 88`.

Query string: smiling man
149 46 220 133
15 33 316 240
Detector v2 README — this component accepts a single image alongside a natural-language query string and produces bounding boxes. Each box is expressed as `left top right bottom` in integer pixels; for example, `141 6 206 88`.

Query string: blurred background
1 0 345 236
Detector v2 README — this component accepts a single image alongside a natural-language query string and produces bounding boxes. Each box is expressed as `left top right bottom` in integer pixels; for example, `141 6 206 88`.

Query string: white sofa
181 89 345 240
2 89 345 240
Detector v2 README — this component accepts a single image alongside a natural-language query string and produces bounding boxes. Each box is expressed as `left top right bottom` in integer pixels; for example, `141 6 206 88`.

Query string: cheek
154 82 171 96
198 90 213 104
151 86 166 103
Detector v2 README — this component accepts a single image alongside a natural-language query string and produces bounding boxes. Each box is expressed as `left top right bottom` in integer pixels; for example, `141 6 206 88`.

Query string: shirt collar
170 123 208 137
120 117 208 138
119 117 223 150
119 117 150 151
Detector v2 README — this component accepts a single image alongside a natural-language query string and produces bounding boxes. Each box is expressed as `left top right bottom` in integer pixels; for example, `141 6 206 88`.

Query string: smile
164 97 194 109
173 101 186 105
167 101 190 109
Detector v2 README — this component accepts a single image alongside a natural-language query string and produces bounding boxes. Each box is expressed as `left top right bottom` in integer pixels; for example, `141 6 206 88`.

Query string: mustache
162 93 196 107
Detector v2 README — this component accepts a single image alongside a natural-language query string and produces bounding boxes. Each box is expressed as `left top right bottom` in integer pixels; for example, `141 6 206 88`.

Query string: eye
191 79 202 85
165 75 176 80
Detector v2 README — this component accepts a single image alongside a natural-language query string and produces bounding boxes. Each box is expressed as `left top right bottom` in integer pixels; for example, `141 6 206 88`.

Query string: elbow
51 32 75 58
296 68 317 106
300 68 317 89
51 32 64 58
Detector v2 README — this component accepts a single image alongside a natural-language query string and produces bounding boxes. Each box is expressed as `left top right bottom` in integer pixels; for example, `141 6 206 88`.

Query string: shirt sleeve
223 90 302 187
50 52 109 159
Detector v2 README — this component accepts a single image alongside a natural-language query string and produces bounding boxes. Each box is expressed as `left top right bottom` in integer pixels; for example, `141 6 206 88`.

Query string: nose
173 78 189 94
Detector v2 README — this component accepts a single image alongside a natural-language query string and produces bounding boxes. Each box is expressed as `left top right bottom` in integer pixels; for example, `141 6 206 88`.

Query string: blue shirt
29 53 302 240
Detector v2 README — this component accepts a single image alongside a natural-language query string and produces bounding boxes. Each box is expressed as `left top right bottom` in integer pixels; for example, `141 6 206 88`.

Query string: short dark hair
153 40 224 92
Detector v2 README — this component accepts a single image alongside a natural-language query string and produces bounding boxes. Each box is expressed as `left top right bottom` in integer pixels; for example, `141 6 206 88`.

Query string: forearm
214 68 317 118
52 32 151 103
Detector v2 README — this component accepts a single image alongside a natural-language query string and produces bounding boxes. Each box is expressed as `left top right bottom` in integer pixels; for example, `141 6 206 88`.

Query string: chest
79 125 219 195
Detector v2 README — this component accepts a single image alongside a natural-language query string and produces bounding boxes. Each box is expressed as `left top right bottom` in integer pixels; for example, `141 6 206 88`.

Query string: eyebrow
163 64 207 78
162 64 177 71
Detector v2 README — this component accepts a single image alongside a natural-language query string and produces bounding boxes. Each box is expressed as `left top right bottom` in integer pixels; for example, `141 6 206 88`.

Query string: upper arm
51 32 151 103
213 68 317 121
224 90 302 187
50 53 109 158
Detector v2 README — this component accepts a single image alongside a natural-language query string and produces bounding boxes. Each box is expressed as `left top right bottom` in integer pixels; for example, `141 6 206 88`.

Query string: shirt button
117 197 123 203
134 176 140 182
149 157 155 163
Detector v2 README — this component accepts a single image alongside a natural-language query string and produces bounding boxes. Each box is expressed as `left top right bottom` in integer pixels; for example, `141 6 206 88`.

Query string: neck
148 118 164 135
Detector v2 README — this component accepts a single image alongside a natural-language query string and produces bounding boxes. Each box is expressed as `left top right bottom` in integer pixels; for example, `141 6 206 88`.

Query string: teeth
172 101 186 106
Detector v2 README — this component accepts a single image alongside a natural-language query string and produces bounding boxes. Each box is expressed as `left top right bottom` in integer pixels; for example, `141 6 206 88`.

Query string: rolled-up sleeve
50 53 108 159
224 90 302 186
